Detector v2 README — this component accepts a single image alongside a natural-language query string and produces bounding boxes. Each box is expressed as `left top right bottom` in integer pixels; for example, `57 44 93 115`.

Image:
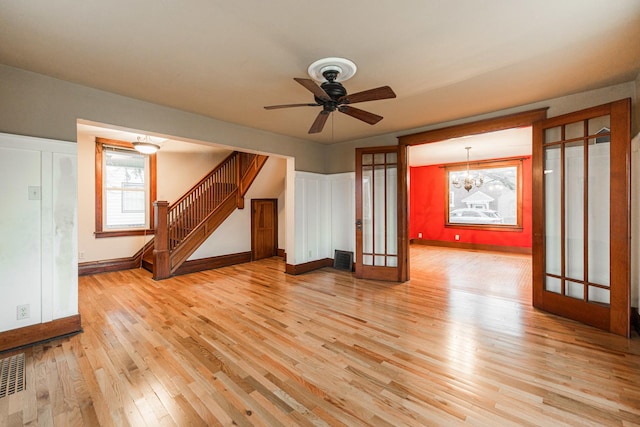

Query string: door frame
397 109 548 272
369 108 549 282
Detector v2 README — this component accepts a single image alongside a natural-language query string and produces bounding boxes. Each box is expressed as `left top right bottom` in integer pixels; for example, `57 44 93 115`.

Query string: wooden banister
153 201 170 280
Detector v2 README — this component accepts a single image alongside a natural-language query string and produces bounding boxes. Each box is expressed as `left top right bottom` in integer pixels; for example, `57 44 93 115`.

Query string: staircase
142 151 268 280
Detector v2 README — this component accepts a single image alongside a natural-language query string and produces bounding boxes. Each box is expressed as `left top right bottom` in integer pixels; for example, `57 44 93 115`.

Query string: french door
355 146 409 281
532 99 631 336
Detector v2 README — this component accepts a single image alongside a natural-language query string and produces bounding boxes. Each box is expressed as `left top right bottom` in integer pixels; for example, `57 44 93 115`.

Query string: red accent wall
409 157 532 248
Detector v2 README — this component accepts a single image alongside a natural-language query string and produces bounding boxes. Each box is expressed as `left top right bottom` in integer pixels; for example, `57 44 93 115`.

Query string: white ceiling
2 1 639 146
409 126 532 166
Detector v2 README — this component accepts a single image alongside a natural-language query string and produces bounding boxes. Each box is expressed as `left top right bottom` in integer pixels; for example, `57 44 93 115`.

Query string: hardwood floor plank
3 246 640 425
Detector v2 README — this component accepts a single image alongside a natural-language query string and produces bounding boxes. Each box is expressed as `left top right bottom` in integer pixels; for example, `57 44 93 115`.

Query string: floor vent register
0 353 25 398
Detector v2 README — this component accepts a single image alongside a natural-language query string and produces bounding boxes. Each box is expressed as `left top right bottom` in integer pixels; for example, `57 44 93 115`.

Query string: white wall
292 171 355 265
329 173 356 255
189 156 287 259
0 133 77 333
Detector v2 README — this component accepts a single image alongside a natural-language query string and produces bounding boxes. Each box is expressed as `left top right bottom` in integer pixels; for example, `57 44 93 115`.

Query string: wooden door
532 99 631 336
355 146 409 281
251 199 277 260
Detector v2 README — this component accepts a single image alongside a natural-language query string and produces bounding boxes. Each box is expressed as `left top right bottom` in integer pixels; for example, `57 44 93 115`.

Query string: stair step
141 258 153 273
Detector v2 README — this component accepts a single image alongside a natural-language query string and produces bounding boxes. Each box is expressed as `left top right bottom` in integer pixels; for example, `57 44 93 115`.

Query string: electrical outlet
418 232 423 238
79 251 85 260
17 304 30 320
455 234 460 241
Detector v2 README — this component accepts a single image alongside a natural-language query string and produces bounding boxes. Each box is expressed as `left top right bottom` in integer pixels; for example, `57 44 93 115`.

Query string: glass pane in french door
564 140 584 283
542 115 611 305
361 152 397 267
544 144 561 279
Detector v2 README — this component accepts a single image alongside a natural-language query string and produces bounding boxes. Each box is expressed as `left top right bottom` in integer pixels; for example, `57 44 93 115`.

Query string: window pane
564 141 584 281
104 148 147 229
386 165 397 256
386 152 397 164
588 116 610 138
564 121 584 140
544 126 561 143
588 286 610 305
565 281 583 300
362 167 373 255
544 146 561 276
373 165 386 254
588 138 610 287
545 276 561 294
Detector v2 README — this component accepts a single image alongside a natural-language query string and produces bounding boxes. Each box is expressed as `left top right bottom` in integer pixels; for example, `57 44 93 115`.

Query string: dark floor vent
0 353 25 398
333 250 353 271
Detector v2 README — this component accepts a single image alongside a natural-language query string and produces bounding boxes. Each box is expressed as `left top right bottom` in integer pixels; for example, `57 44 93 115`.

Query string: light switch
28 186 41 200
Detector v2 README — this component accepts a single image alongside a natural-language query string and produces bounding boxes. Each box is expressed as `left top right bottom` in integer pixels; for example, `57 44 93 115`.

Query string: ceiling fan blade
338 86 396 104
294 78 332 102
339 106 383 125
309 111 330 134
264 103 319 110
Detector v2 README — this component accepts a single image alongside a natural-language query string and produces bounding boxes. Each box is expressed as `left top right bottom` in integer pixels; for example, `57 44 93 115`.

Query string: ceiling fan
264 58 396 134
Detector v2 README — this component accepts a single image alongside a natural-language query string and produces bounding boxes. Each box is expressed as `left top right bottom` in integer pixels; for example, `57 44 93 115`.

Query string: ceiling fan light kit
264 57 396 134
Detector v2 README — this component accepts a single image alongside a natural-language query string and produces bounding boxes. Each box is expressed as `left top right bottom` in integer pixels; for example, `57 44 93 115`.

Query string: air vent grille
333 250 353 271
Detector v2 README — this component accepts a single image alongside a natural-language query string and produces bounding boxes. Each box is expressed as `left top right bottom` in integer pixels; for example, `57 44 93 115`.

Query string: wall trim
79 255 142 276
79 250 253 277
411 239 532 255
174 252 252 276
286 258 333 275
0 315 82 353
277 248 286 259
398 108 548 146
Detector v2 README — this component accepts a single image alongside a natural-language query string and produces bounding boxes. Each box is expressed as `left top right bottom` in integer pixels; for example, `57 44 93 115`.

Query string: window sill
94 229 155 238
445 224 523 232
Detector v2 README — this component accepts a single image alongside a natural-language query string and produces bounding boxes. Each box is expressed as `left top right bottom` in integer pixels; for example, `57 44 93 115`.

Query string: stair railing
168 152 238 251
153 151 268 279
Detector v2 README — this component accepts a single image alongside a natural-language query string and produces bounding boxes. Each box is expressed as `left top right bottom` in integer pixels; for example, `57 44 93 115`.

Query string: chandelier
451 147 483 192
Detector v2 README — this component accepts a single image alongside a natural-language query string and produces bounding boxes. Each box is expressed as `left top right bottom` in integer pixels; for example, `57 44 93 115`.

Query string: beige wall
325 82 637 174
76 131 234 262
2 63 636 175
0 64 327 173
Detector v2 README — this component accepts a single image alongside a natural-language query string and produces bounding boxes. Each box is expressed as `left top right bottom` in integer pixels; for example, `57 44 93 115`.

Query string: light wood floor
2 246 640 426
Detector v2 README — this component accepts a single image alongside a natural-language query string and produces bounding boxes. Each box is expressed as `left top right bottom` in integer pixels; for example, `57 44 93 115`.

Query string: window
445 158 522 230
95 137 156 237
